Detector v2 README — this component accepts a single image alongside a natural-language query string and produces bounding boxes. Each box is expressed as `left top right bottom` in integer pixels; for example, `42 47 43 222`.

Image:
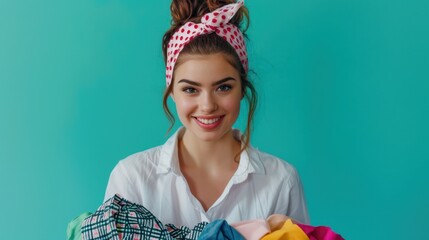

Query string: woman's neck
179 129 241 171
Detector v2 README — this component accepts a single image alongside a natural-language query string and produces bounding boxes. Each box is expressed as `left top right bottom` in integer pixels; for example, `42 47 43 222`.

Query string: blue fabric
198 219 245 240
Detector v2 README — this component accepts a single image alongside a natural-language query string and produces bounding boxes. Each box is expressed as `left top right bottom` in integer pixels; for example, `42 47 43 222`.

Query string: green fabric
67 212 92 240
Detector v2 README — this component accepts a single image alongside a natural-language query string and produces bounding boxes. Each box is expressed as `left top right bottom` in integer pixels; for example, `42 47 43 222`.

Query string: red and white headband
165 0 248 86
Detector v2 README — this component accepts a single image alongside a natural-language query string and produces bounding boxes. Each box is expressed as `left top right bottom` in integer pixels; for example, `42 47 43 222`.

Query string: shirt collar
156 127 265 176
157 127 184 175
231 129 266 183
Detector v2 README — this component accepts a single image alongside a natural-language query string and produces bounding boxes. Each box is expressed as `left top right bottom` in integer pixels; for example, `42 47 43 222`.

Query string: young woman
104 0 309 228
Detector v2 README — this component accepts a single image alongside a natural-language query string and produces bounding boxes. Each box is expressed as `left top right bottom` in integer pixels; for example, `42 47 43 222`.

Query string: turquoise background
1 0 428 239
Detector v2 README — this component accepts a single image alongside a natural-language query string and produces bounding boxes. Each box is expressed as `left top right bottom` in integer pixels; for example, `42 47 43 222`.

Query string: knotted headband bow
166 0 247 86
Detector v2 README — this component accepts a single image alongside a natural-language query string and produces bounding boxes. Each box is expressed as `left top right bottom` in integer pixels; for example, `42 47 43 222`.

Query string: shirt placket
178 175 211 222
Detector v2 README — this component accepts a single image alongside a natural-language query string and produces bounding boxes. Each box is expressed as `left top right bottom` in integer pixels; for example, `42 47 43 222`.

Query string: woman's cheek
176 97 195 116
224 96 241 114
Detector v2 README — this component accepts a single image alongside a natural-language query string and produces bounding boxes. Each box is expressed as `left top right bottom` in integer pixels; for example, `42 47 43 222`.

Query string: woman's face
172 53 242 143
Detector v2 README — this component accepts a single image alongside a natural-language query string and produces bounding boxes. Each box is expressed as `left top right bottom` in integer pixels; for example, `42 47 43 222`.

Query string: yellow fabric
261 219 309 240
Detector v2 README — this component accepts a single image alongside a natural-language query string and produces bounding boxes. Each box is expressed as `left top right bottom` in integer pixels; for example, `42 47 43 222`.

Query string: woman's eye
217 84 232 92
182 87 197 94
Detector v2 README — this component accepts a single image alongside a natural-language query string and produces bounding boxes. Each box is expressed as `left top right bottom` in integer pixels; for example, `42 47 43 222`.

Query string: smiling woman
103 0 309 229
172 53 242 143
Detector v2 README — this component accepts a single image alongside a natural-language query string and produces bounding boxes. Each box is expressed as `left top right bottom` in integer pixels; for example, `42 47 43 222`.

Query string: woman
104 0 309 228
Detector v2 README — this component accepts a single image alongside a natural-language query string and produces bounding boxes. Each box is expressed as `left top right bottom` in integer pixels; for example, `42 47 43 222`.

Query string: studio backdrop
0 0 428 239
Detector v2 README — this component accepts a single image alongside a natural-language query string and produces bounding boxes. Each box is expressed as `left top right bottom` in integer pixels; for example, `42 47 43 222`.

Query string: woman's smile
193 115 225 129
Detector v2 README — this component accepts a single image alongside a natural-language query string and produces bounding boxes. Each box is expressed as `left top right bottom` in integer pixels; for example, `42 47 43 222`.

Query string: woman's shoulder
248 147 299 178
114 129 182 173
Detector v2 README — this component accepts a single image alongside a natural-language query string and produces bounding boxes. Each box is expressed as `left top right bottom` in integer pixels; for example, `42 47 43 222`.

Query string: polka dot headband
166 0 248 86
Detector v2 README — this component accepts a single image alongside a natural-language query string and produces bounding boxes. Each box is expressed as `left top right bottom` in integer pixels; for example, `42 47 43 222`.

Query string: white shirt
104 127 309 227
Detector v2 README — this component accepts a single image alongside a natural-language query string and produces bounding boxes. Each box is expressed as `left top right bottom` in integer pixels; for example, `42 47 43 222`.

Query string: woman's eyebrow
177 77 236 86
212 77 236 86
177 79 201 86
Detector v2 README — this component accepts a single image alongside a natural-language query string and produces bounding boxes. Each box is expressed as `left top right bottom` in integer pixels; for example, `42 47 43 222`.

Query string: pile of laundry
67 194 344 240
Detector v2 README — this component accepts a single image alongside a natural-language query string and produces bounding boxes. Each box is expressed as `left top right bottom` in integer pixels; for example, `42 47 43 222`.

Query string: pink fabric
166 0 248 86
231 219 271 240
297 223 345 240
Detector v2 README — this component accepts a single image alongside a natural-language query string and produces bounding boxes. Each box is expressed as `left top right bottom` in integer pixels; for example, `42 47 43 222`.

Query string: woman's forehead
173 53 240 83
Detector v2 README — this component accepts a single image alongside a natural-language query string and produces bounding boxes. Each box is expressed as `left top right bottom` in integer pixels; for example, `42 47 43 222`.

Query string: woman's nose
200 92 218 113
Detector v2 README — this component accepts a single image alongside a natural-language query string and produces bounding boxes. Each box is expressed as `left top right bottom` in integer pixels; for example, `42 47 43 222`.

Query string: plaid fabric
81 194 208 240
82 194 173 239
165 222 208 240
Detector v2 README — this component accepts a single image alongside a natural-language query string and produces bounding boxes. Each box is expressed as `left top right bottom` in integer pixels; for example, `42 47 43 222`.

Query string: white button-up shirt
104 127 309 227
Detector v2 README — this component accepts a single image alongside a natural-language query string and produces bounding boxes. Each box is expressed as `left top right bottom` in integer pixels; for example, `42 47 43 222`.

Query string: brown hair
162 0 257 159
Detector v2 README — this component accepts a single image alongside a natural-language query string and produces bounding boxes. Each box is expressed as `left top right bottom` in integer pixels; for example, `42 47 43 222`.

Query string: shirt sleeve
104 161 140 204
286 169 310 225
277 166 310 224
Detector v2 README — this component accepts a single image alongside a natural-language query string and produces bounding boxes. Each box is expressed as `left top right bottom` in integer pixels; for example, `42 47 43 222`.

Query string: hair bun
163 0 249 64
170 0 247 28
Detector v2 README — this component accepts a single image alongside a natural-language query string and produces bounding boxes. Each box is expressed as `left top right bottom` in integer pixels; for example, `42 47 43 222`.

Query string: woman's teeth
197 117 220 124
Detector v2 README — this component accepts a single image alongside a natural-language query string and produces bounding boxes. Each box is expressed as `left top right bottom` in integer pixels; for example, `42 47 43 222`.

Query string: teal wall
1 0 428 239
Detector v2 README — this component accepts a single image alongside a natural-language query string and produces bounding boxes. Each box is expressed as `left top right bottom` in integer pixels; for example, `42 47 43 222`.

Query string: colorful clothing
67 212 91 240
165 0 248 85
297 223 345 240
261 219 309 240
230 219 270 240
199 219 245 240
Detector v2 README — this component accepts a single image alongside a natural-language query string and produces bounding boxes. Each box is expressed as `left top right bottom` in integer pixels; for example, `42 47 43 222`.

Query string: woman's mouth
196 117 221 124
193 115 224 129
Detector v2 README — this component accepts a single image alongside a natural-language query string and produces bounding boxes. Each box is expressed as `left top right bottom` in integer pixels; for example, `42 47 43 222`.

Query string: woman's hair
162 0 257 158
